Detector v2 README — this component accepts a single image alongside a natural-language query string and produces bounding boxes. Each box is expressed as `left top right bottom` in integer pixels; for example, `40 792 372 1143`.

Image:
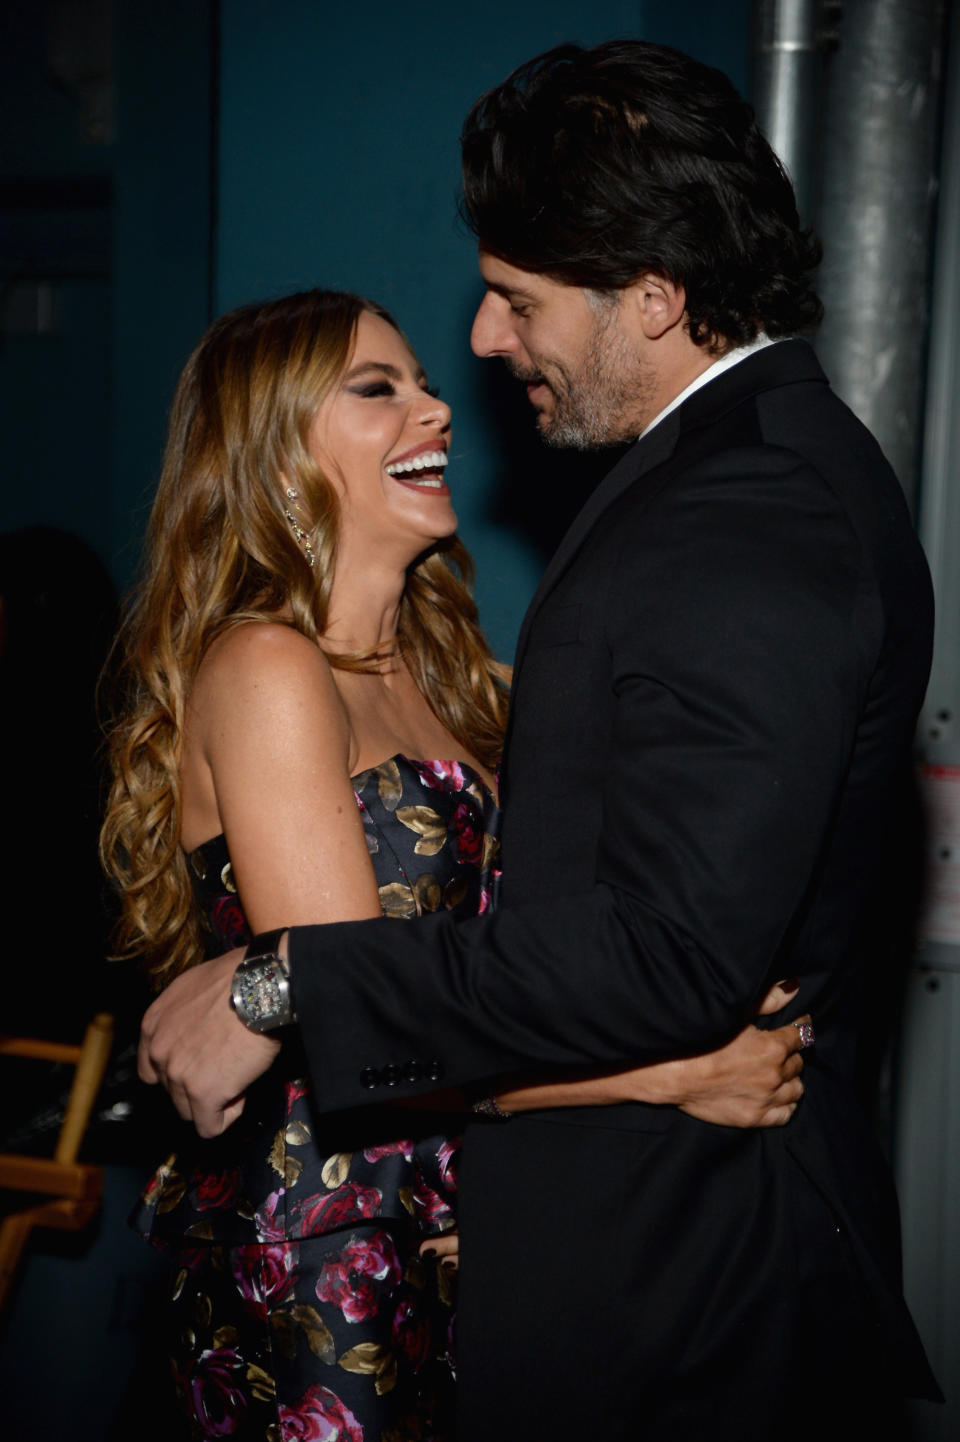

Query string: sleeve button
382 1064 401 1087
424 1059 443 1083
359 1066 380 1090
403 1060 422 1084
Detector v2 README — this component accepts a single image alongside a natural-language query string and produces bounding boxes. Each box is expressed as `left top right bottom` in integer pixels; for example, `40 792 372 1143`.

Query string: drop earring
283 493 316 568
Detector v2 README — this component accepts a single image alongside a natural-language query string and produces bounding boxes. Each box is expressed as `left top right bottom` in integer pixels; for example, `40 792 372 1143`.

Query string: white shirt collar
638 332 780 440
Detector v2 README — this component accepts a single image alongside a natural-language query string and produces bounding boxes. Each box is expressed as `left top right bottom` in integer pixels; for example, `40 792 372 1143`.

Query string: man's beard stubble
507 300 643 450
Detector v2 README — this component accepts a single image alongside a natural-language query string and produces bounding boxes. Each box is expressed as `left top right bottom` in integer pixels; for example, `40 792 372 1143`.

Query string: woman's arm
493 1015 807 1127
189 623 382 931
490 983 808 1128
143 624 385 1134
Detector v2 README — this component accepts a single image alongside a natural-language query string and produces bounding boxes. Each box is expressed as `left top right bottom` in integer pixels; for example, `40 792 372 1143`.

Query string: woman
101 290 805 1440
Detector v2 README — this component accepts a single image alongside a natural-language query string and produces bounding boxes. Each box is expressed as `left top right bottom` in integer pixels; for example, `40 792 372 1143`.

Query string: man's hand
138 948 281 1137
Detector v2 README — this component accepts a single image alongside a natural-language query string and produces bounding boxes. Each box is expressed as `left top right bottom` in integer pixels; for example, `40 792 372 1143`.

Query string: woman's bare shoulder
192 621 348 750
202 619 330 676
194 621 340 702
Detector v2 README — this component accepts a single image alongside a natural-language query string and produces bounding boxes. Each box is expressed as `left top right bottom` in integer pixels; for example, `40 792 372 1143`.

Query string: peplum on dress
135 755 500 1442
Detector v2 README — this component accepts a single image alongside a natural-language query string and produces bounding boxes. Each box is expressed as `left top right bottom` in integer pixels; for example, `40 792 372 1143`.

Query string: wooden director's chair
0 1013 114 1313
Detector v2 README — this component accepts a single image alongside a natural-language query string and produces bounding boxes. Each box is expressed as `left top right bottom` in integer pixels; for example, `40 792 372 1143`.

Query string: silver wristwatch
230 929 295 1033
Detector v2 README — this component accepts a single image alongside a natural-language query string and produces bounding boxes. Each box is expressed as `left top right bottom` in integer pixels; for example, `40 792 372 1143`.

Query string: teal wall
0 0 213 587
0 3 113 560
1 0 750 659
110 0 214 582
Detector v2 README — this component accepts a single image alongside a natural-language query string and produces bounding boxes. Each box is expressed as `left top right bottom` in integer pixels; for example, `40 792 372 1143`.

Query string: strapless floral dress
135 755 500 1442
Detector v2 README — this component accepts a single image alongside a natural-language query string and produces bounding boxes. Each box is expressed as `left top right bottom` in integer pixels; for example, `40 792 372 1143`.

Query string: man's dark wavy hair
460 40 823 348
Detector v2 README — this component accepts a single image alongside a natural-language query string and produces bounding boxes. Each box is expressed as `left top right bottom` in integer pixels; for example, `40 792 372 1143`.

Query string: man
142 41 938 1438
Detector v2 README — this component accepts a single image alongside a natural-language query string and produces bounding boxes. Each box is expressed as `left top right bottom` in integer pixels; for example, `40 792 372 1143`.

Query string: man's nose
470 294 516 358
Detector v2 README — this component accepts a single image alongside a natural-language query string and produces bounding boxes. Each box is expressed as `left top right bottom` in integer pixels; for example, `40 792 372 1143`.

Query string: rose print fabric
169 1224 456 1442
135 756 500 1440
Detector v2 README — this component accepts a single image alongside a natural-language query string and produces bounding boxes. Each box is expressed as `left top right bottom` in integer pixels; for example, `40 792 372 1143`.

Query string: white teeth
384 450 449 477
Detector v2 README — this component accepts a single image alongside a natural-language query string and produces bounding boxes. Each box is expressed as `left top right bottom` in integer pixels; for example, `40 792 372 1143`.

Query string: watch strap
245 928 288 964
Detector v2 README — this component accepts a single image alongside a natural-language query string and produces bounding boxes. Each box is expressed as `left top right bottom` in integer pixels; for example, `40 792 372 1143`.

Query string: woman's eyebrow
343 361 404 381
343 360 430 386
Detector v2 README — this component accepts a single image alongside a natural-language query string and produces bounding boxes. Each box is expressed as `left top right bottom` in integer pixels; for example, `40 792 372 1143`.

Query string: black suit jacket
289 341 938 1434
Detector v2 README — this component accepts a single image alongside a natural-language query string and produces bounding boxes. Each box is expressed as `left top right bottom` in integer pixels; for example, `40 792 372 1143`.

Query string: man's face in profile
470 252 647 449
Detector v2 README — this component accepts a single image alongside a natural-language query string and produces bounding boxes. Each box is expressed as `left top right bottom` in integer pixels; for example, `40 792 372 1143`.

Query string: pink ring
794 1021 815 1049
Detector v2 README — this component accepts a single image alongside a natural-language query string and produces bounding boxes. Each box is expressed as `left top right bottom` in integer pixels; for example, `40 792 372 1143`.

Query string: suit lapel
500 339 825 800
511 415 681 674
509 339 827 675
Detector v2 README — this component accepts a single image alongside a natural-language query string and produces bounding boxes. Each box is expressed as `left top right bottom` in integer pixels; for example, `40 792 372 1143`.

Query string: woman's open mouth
384 450 450 490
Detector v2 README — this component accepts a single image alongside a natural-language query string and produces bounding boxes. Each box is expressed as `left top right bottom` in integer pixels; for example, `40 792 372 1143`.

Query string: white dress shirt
639 332 781 439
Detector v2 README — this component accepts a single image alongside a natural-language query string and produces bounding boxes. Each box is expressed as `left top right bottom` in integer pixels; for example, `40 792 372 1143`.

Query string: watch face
234 957 285 1029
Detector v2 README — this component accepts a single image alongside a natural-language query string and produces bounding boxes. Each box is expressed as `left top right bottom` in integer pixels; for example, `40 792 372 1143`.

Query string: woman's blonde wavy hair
100 289 510 987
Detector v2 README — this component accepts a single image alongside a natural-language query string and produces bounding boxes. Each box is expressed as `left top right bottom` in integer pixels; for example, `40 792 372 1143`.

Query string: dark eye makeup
348 378 441 400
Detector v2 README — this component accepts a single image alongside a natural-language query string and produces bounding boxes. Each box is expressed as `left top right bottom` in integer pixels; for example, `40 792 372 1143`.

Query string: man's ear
625 272 687 339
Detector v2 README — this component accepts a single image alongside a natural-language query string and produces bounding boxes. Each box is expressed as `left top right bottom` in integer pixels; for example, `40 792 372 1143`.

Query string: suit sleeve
289 447 875 1111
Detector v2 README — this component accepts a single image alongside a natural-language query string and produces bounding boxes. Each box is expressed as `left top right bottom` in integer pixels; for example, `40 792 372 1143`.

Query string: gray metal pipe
919 0 960 747
816 0 945 511
751 0 834 224
897 11 960 1431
